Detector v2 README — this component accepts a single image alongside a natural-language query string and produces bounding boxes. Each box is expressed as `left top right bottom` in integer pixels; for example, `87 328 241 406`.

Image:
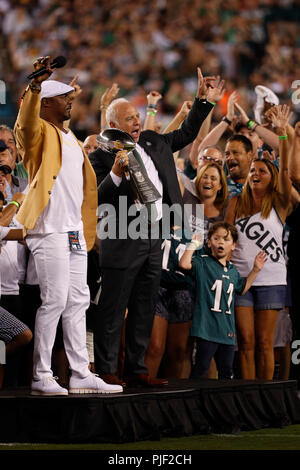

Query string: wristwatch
222 116 232 125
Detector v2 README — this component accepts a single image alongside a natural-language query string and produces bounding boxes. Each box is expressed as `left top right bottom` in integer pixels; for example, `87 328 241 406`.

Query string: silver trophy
97 128 161 204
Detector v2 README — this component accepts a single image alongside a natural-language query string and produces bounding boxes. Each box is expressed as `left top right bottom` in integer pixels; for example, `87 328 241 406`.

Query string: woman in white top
225 105 292 380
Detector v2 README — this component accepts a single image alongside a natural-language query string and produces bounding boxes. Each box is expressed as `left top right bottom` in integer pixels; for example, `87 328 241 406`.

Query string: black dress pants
93 236 162 376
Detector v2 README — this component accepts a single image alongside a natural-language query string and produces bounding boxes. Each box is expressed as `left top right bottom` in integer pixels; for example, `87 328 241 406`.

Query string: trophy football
97 128 161 205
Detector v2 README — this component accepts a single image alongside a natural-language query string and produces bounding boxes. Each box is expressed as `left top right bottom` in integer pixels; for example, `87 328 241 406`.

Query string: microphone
27 56 67 80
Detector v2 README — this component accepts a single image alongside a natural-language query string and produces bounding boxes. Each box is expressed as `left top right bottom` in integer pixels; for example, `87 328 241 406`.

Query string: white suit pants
26 232 90 380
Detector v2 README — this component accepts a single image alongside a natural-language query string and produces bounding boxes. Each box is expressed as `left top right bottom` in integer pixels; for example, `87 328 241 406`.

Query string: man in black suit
89 68 225 387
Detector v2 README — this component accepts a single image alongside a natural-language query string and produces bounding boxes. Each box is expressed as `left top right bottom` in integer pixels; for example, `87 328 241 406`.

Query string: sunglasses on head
199 155 223 164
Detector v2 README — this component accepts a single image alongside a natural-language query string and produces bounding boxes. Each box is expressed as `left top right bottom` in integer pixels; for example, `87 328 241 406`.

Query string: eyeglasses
199 156 223 165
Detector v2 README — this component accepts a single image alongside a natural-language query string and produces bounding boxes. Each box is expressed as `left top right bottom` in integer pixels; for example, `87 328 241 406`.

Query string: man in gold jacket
14 56 122 396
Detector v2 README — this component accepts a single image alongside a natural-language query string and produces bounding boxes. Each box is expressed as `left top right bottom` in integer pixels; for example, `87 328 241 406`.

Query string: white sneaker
69 373 123 394
31 376 68 396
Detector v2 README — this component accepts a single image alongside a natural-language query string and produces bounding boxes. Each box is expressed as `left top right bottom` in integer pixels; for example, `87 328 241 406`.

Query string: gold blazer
14 87 97 250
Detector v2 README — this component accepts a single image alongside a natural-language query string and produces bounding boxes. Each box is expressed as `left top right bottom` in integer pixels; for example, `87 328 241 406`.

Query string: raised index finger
69 75 79 87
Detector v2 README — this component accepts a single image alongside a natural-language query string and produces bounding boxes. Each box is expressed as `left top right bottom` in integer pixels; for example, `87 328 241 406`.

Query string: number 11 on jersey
211 280 234 314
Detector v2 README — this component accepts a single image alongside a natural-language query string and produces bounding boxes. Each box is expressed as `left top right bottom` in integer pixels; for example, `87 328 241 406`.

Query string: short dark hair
226 134 253 153
233 120 247 134
208 221 238 243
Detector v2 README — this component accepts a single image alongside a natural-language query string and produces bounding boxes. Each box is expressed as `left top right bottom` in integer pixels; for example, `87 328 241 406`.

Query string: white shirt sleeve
0 226 11 241
110 170 122 187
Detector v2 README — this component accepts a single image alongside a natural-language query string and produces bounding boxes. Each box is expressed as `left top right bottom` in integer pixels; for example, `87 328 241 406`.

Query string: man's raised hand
31 56 52 83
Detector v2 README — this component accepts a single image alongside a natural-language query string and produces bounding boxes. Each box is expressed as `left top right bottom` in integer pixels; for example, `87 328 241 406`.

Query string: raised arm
269 105 293 219
198 90 238 153
162 68 225 153
289 122 300 186
265 105 295 144
14 56 52 168
163 100 192 134
178 237 202 270
99 83 120 130
188 106 214 169
143 91 162 131
267 105 295 156
234 102 279 152
271 105 293 195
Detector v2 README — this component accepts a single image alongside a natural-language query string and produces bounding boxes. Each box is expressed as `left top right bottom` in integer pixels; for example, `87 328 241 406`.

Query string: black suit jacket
89 98 213 268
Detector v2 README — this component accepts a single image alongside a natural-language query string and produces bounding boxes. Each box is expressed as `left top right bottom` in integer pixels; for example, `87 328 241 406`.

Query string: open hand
186 232 203 250
234 102 250 125
262 149 276 161
206 76 225 103
226 91 239 121
254 250 268 271
268 104 292 129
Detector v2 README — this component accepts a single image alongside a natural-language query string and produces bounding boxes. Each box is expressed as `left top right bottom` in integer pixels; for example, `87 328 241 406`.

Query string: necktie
132 148 158 223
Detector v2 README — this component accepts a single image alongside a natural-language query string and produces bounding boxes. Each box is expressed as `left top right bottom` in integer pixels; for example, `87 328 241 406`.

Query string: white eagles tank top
231 208 287 286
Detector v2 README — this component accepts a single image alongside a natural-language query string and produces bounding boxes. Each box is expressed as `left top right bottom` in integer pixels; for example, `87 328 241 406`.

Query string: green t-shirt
190 254 246 345
14 161 28 179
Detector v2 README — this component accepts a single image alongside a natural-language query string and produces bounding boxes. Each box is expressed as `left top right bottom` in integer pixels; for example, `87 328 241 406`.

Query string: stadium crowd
0 0 300 394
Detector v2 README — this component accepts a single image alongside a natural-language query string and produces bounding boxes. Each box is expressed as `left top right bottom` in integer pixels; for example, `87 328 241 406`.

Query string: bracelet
207 100 216 106
146 109 157 116
278 135 288 140
29 82 41 94
188 239 201 249
247 120 258 130
222 116 232 125
9 200 20 210
147 104 157 109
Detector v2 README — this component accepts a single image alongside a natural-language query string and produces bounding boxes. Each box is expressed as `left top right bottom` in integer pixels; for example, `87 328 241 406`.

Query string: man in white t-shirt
14 56 122 396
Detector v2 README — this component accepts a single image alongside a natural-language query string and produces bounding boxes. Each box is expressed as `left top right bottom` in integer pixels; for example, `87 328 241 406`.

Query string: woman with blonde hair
193 161 228 236
225 105 292 380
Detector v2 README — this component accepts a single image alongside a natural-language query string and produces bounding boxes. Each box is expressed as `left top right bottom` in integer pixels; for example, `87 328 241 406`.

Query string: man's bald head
83 134 98 156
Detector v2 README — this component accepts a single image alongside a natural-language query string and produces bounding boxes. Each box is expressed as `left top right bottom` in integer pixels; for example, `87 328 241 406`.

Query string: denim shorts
155 287 194 323
235 285 286 310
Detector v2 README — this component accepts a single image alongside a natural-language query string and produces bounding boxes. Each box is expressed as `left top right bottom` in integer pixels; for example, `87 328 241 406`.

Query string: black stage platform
1 379 300 444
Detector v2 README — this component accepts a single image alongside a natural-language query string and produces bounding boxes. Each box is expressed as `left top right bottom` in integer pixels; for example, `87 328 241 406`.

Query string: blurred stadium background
0 0 299 141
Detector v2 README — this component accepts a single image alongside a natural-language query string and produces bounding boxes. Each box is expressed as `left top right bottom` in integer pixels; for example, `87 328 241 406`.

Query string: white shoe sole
69 388 122 394
31 390 68 396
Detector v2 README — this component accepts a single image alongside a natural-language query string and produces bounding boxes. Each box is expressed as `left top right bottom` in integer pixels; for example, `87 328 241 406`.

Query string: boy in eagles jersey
179 221 267 379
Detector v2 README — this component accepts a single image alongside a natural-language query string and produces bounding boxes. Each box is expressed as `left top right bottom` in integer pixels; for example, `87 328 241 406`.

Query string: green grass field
1 424 300 451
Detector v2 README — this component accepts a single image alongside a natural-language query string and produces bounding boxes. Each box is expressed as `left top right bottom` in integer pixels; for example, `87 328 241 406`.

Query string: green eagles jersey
160 229 194 290
184 160 197 180
190 254 246 345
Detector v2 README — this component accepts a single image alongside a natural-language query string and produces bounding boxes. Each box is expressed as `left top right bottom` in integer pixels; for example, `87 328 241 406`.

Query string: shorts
235 285 286 310
155 287 194 323
0 306 29 344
